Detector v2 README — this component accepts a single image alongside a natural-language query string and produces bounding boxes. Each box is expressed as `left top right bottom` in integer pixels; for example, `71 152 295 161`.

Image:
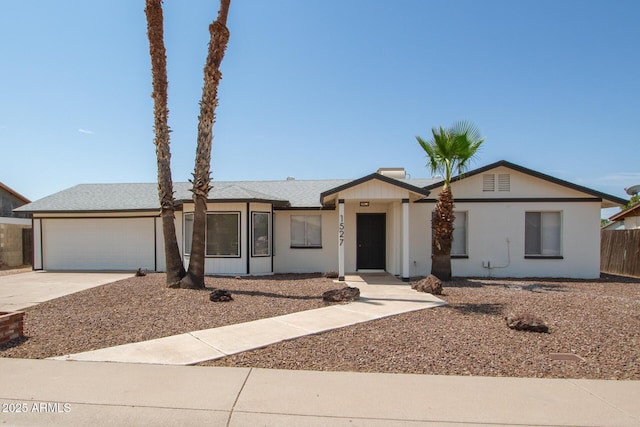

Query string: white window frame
451 211 468 257
525 211 562 258
290 215 322 248
251 211 270 257
184 212 194 255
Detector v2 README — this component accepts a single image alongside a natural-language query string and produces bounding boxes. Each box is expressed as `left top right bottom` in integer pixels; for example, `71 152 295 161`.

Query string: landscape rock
505 313 549 333
411 274 443 295
323 286 360 303
209 289 233 302
323 271 339 279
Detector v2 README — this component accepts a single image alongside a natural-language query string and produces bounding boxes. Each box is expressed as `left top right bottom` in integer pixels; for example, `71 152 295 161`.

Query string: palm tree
145 0 186 287
179 0 231 289
416 120 485 281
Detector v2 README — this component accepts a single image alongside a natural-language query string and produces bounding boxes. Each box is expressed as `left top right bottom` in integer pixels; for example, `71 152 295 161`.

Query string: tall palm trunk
431 187 455 281
145 0 186 287
180 0 231 289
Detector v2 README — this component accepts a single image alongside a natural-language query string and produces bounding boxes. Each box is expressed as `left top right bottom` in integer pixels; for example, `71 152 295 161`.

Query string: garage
41 218 156 271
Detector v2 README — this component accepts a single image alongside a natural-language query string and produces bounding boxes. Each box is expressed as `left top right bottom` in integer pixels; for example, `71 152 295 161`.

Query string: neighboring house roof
0 182 30 204
608 202 640 222
423 160 628 208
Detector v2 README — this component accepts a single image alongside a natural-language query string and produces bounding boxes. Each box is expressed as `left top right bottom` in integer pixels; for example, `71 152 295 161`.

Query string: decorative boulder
209 289 233 302
411 274 443 295
323 271 339 279
323 287 360 303
505 313 549 333
135 268 147 277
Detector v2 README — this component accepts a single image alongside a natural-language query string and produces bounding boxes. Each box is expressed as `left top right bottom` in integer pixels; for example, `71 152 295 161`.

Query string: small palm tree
416 120 485 281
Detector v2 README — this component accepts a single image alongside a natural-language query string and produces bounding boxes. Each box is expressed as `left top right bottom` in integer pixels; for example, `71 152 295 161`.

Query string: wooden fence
601 229 640 277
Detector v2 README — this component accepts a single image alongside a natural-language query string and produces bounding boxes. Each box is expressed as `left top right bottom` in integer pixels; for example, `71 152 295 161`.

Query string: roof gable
0 182 30 204
320 173 430 206
424 160 627 208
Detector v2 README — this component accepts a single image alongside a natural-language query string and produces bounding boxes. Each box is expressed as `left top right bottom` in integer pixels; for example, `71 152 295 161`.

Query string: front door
357 214 386 270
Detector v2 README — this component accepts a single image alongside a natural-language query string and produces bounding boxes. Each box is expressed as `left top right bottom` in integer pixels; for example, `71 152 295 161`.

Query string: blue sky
1 1 638 217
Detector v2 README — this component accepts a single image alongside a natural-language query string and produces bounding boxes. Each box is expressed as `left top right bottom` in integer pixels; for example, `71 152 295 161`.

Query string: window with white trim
291 215 322 248
184 213 194 255
525 211 562 257
206 212 240 257
252 212 270 256
451 211 468 257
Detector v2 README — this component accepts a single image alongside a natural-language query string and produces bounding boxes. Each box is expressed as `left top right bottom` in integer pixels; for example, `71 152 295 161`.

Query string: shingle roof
15 183 161 212
20 160 620 213
15 179 362 212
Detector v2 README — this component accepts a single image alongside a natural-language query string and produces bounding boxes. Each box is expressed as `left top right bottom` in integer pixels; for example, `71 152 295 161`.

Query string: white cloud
602 173 640 183
78 128 94 135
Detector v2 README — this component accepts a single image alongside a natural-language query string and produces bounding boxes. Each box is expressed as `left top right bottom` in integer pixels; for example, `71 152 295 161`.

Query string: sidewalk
1 358 639 426
50 273 447 365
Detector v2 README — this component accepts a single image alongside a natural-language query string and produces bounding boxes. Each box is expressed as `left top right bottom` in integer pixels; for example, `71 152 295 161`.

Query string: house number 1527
339 215 345 246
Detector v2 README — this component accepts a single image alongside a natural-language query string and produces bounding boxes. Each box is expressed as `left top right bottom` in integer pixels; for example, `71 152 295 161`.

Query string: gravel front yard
1 272 639 380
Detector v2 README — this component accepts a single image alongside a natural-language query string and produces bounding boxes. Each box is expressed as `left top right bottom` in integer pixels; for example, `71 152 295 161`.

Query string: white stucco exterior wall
273 209 338 274
447 201 601 278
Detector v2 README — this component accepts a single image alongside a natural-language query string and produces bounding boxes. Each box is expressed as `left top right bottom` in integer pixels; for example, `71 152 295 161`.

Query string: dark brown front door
357 214 386 270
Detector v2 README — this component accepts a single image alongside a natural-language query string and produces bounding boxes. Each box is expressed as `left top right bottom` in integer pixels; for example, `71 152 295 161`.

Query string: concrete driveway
0 271 134 312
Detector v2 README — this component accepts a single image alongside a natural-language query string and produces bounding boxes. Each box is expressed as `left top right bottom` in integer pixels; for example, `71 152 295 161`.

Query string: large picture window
206 212 240 257
252 212 270 256
291 215 322 248
451 211 468 257
525 211 562 257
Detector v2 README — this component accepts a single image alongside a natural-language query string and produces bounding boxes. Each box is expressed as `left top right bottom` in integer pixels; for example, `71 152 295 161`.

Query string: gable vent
483 174 495 192
498 174 510 192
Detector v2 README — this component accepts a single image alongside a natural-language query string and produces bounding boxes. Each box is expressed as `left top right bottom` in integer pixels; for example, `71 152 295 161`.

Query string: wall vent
498 174 510 192
482 174 495 192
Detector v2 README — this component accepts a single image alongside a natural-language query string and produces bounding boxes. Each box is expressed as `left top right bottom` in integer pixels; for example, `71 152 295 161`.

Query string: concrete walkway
50 274 447 365
0 271 134 312
1 358 639 426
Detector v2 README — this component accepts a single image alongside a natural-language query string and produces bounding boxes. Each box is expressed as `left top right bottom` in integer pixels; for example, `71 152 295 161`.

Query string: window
525 212 561 257
451 211 468 257
252 212 270 256
206 212 240 257
184 213 194 255
291 215 321 248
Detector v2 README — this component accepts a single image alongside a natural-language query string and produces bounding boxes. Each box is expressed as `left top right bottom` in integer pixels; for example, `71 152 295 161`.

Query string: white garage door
43 218 156 270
